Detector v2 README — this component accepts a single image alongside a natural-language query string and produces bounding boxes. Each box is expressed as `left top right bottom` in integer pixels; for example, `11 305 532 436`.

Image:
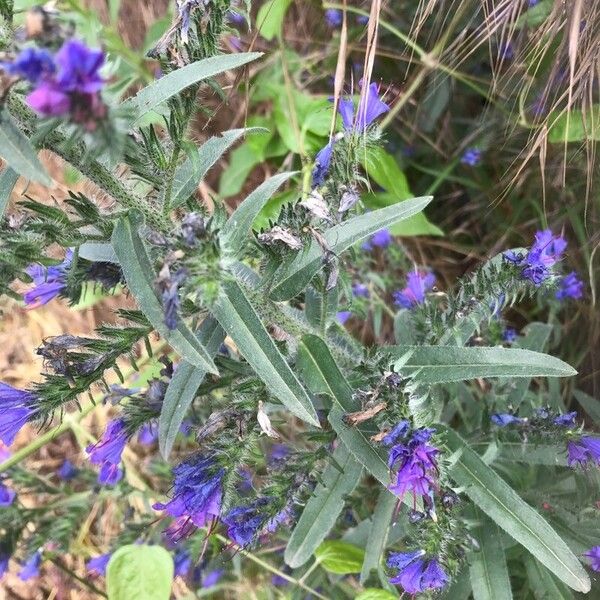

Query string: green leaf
111 213 218 374
574 389 600 424
0 114 51 185
384 345 576 383
257 0 293 41
269 195 433 301
158 317 225 459
524 555 573 600
171 128 263 208
360 489 397 583
469 513 513 600
315 540 365 575
356 591 397 600
285 445 362 568
361 146 412 199
548 106 600 143
218 142 260 197
106 544 173 600
445 429 590 592
0 165 19 217
123 53 262 122
219 171 296 256
78 242 119 263
211 280 319 426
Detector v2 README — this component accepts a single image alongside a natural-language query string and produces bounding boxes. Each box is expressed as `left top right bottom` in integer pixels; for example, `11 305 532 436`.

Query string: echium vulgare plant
0 1 597 598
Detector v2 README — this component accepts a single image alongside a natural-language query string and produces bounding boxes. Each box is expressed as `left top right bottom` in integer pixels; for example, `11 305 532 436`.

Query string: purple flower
55 39 104 95
325 9 343 27
584 546 600 572
153 456 223 538
2 47 55 83
553 412 577 427
269 443 289 461
567 436 600 468
86 418 128 485
228 11 246 26
0 553 9 578
0 382 39 446
312 141 335 187
223 500 269 547
57 459 78 481
362 228 393 250
86 553 111 576
388 551 449 594
461 147 481 166
338 81 390 131
491 413 525 427
556 272 583 300
23 250 73 308
138 421 158 445
393 271 436 309
202 568 223 588
19 550 42 581
159 269 187 331
352 283 369 298
0 481 16 506
337 311 352 325
382 420 410 446
27 82 71 116
356 15 369 25
173 548 192 578
503 327 517 343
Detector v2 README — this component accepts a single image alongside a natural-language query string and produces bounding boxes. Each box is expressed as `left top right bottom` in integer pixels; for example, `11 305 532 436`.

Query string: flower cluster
3 40 107 128
387 549 449 594
0 382 39 446
153 455 224 541
86 418 128 485
504 230 567 286
556 271 584 300
23 250 73 309
394 271 436 309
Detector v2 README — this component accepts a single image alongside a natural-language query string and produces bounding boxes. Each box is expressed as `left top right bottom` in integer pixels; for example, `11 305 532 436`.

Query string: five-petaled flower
393 271 436 309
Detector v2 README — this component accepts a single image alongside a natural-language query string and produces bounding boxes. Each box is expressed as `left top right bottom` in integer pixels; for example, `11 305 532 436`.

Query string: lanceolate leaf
211 280 319 426
468 512 513 600
112 213 218 374
315 540 365 574
384 345 576 383
0 165 19 217
445 429 590 592
285 445 363 568
524 555 574 600
124 53 262 122
269 195 433 301
158 317 225 459
171 128 264 208
0 114 51 185
219 171 296 257
78 242 119 263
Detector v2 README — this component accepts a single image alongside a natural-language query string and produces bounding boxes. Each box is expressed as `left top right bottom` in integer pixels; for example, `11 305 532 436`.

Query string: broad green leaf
469 513 513 600
123 53 262 122
78 242 119 263
445 429 590 592
256 0 292 41
574 389 600 424
548 106 600 143
315 540 365 575
212 280 319 425
158 317 225 459
384 345 576 383
356 591 397 600
524 555 573 600
285 445 362 568
219 171 296 256
106 544 173 600
0 114 51 185
0 165 18 217
360 489 397 583
270 195 433 301
171 128 263 208
361 146 412 199
218 142 260 197
297 335 391 486
112 213 218 374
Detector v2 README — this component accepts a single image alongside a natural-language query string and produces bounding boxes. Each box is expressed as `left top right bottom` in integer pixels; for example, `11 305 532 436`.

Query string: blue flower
382 420 410 446
55 39 104 95
388 551 449 594
19 550 42 581
23 250 73 308
325 9 342 27
2 47 55 83
86 418 128 485
336 311 352 325
159 268 187 331
138 421 158 445
86 552 111 576
491 413 525 427
0 552 9 578
57 459 78 481
394 271 436 309
352 283 369 298
356 15 369 25
503 327 517 343
0 481 15 506
567 436 600 468
585 546 600 572
556 272 583 300
553 412 577 427
0 382 39 446
153 456 223 538
312 141 335 187
362 228 393 250
173 548 192 578
201 568 223 587
338 81 390 131
461 147 481 166
223 499 292 547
